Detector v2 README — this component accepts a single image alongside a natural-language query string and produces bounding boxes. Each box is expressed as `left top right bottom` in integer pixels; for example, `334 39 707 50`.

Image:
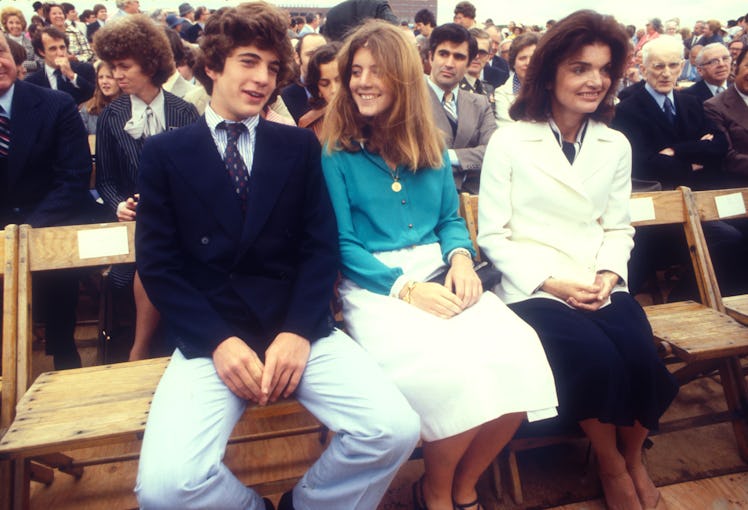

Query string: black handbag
427 260 502 289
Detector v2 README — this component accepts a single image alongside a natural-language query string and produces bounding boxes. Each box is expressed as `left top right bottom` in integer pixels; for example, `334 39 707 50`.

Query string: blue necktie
663 96 675 125
218 121 249 212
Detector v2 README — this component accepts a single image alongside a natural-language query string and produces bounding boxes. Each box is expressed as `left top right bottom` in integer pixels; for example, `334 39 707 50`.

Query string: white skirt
340 243 558 441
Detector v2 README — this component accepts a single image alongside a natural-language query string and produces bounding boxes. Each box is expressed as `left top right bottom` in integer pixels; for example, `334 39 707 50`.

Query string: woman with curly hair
79 60 122 134
1 6 40 72
94 14 199 361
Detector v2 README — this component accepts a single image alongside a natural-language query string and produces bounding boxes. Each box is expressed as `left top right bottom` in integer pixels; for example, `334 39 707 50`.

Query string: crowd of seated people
2 2 748 509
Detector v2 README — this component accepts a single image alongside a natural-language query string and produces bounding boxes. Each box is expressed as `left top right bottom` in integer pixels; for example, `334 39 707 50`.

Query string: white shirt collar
0 83 15 118
426 75 459 103
644 82 676 114
705 80 727 97
123 90 166 139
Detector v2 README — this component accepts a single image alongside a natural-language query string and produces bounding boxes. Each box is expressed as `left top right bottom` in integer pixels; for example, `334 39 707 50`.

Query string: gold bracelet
402 281 418 304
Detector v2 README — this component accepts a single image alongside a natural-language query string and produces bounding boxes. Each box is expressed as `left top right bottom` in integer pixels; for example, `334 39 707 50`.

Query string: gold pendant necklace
389 166 402 192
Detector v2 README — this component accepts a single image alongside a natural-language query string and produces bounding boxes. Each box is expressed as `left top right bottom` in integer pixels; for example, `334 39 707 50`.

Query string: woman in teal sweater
320 21 557 510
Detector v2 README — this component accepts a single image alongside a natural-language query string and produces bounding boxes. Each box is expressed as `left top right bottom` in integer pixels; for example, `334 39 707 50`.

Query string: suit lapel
454 92 476 147
637 88 677 136
177 119 243 240
723 88 748 131
7 82 42 187
238 119 295 252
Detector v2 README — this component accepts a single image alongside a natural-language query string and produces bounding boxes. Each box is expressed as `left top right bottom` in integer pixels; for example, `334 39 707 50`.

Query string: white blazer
477 119 634 306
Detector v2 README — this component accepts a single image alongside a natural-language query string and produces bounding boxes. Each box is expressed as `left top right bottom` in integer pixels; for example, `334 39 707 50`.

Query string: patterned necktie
442 91 457 120
0 109 9 158
218 121 249 212
663 96 676 125
143 106 158 138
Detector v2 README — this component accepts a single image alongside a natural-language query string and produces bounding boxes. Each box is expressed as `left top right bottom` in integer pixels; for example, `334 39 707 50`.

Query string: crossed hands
212 332 311 404
399 253 482 319
659 133 714 171
541 271 620 311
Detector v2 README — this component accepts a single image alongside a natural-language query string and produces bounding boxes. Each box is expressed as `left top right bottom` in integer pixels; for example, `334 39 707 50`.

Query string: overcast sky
435 0 746 29
7 0 746 32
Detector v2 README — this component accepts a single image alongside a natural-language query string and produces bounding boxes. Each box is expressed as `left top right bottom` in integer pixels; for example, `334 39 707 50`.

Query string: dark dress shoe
277 491 295 510
263 497 275 510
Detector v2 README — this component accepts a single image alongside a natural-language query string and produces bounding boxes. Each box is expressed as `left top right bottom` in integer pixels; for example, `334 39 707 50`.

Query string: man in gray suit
426 23 496 194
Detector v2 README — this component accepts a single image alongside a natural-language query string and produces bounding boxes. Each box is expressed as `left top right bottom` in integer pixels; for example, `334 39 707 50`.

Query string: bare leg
579 419 642 510
619 422 660 508
421 428 480 510
129 271 161 361
452 412 525 506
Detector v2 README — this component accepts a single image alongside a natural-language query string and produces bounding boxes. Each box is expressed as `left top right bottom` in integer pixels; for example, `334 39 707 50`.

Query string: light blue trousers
135 329 420 509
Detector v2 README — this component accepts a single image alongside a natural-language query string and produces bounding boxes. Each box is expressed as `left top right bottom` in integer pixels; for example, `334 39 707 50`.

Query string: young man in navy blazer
133 3 419 509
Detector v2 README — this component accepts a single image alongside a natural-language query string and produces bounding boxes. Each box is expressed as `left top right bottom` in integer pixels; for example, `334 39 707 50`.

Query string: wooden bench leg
0 459 11 510
719 356 748 463
11 458 29 510
27 462 53 485
507 450 523 505
490 453 502 501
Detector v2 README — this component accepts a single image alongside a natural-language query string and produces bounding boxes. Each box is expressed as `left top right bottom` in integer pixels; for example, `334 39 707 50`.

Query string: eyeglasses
649 62 682 72
700 55 732 67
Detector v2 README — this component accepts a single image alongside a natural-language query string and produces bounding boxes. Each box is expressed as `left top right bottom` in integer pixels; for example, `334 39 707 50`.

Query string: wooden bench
0 223 325 510
459 188 748 504
1 225 19 431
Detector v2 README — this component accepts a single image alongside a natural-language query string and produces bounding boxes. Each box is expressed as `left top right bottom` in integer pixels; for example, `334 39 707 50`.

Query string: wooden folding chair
686 188 748 325
0 223 325 510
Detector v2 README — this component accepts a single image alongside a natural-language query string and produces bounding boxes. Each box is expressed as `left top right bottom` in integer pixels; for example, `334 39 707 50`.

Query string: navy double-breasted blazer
135 117 338 358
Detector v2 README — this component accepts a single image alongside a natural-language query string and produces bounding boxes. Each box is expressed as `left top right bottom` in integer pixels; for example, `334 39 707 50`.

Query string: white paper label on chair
629 197 656 222
77 226 130 259
714 193 746 218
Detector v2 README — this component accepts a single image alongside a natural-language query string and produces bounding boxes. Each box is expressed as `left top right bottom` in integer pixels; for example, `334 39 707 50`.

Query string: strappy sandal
453 498 483 510
412 475 428 510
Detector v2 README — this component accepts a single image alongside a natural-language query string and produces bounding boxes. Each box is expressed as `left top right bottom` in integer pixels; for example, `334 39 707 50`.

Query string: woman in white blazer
478 11 678 510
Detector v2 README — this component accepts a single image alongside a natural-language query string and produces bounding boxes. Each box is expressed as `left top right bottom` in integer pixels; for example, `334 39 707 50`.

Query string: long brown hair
321 20 444 172
510 10 629 124
84 60 121 116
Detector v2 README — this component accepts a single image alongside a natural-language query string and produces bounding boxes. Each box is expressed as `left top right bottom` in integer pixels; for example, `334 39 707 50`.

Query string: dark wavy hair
197 1 294 96
94 14 175 87
736 45 748 68
305 41 341 109
32 26 69 57
508 32 539 71
429 22 477 62
509 9 629 124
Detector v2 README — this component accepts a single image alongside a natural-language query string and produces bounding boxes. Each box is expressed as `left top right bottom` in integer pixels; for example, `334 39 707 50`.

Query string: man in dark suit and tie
683 43 731 103
26 27 95 105
613 35 748 298
133 4 418 509
280 32 326 123
86 3 107 42
705 46 748 180
0 35 97 369
426 23 496 194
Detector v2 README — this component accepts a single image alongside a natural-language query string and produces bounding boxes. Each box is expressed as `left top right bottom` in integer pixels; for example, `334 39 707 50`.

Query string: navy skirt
509 292 679 431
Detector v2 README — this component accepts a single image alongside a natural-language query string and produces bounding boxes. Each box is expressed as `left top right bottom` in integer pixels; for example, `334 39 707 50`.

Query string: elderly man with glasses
683 42 731 103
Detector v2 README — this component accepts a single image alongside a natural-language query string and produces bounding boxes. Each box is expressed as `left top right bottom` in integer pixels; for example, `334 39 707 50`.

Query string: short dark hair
32 1 43 11
93 4 106 15
510 9 629 124
414 9 436 27
508 32 539 71
305 41 341 108
61 3 75 16
194 6 208 21
305 13 315 24
453 1 476 20
197 2 294 96
429 23 477 62
32 26 69 57
80 9 93 21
